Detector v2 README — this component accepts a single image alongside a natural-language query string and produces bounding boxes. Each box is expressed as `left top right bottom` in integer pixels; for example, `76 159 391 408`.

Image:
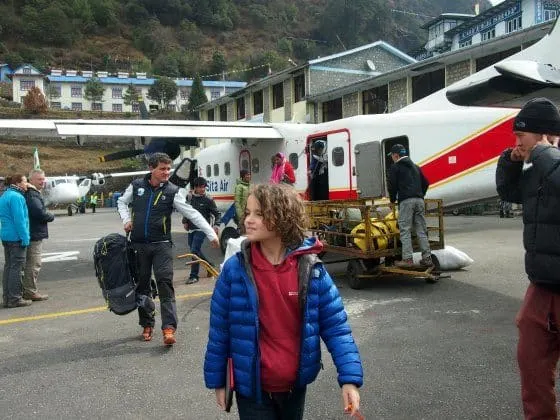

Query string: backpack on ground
93 233 154 315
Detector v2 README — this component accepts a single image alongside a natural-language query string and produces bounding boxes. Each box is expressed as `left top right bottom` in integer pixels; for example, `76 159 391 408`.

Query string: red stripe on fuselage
420 118 515 185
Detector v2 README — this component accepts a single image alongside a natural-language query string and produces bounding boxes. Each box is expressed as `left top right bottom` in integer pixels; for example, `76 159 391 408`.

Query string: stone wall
263 87 271 122
445 59 472 86
227 101 235 121
388 78 408 112
283 79 292 121
342 92 360 118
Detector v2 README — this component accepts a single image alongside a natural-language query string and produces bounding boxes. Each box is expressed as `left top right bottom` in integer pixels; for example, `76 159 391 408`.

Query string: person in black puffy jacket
496 97 560 420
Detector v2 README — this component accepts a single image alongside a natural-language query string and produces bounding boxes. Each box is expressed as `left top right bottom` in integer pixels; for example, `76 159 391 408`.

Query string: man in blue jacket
23 169 54 302
0 174 31 308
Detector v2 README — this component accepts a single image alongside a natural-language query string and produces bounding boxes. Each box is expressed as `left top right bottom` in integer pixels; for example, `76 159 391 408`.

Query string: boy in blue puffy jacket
204 184 363 419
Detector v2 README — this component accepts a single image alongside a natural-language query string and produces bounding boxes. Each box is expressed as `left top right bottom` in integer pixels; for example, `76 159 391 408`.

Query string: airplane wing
0 119 283 140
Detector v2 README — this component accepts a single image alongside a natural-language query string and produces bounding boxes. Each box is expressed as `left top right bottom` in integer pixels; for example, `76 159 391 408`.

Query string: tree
186 74 207 119
148 76 178 109
84 77 104 104
23 86 48 114
123 83 141 105
208 50 227 77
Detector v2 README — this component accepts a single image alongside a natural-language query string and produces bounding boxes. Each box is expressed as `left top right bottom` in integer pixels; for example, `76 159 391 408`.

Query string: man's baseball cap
387 144 407 156
513 98 560 135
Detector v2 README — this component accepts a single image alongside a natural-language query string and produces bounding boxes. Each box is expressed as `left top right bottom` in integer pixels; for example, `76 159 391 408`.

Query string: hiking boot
142 326 154 342
163 328 176 346
6 299 32 308
185 277 199 285
394 258 414 268
23 292 49 301
420 256 434 267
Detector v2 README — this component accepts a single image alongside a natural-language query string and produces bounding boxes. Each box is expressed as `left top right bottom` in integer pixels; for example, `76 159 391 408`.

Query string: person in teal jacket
0 174 31 308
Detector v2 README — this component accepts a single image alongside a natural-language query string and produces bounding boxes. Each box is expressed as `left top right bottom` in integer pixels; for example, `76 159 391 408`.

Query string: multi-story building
11 65 246 113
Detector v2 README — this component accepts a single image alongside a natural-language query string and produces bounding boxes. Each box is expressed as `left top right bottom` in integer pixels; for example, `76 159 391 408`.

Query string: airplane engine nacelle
91 173 105 186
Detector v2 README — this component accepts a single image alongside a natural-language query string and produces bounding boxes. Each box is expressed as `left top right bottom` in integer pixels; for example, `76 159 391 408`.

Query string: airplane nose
53 183 80 205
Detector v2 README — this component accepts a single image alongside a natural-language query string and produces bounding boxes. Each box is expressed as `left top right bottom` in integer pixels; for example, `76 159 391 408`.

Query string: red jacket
283 162 296 184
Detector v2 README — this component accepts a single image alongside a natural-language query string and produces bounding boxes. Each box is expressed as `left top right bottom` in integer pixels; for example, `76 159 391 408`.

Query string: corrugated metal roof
46 75 246 89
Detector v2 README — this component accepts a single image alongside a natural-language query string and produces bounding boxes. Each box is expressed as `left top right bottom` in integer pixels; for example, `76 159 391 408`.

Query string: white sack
412 245 473 271
221 236 247 270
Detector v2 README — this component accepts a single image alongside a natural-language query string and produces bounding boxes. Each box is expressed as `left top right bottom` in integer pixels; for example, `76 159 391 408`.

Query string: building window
236 96 245 120
180 88 190 100
362 85 388 115
71 86 82 97
208 108 215 121
50 102 61 109
22 67 31 75
92 102 102 111
332 147 344 167
71 102 82 111
412 68 445 102
506 16 522 34
206 165 211 177
322 98 343 122
112 87 123 99
20 80 35 91
253 90 263 115
132 103 140 113
544 9 557 22
289 153 298 170
251 158 260 174
294 74 305 103
219 104 227 121
213 164 219 177
112 103 123 112
211 89 221 100
49 86 61 97
224 162 231 176
272 83 284 109
481 27 496 41
459 38 472 48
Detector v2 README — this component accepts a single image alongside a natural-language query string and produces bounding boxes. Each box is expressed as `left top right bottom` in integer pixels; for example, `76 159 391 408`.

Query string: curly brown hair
244 184 308 248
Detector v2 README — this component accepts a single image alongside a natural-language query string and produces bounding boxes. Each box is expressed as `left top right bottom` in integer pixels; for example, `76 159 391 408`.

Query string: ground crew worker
89 192 98 213
117 152 219 346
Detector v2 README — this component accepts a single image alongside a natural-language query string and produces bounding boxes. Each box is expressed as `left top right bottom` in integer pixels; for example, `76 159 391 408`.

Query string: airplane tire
220 227 240 255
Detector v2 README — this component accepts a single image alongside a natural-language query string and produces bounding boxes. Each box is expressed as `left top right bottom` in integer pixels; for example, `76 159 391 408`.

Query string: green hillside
0 0 491 81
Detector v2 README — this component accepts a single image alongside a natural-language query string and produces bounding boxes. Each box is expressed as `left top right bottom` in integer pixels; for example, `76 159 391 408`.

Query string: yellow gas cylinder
351 219 391 252
384 210 399 236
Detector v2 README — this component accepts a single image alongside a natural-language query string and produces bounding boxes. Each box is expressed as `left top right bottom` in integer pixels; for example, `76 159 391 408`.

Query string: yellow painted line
0 291 212 326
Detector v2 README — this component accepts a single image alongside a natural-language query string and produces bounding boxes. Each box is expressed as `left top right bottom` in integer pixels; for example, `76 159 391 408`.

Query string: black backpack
93 233 154 315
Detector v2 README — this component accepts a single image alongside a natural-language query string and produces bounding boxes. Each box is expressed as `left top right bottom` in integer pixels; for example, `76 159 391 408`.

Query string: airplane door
326 130 352 200
355 141 384 198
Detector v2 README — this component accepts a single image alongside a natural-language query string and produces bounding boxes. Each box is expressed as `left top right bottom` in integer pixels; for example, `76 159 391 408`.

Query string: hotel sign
459 1 521 41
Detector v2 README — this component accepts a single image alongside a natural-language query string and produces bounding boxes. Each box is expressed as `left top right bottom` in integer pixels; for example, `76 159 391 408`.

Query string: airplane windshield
54 179 68 185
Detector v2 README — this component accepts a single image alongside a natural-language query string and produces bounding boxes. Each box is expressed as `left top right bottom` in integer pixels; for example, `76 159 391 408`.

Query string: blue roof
46 75 246 89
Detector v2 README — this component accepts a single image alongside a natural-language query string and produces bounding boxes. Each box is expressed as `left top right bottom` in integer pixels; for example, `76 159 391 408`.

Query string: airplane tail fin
33 147 40 170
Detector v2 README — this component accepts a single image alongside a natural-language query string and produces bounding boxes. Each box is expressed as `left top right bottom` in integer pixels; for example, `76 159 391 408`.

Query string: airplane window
251 158 260 173
214 164 219 176
332 147 344 167
55 179 67 185
224 162 231 176
206 165 211 177
289 153 298 170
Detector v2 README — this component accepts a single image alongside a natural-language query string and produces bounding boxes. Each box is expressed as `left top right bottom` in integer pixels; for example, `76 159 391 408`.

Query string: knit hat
513 98 560 135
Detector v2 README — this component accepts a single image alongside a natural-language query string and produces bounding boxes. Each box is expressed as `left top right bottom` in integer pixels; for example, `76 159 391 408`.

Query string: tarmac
0 208 534 419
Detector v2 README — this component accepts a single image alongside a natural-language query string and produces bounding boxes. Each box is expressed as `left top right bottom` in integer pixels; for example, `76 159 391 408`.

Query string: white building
11 65 246 113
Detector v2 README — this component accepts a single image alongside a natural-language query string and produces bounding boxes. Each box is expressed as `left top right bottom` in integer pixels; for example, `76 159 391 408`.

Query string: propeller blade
99 150 144 162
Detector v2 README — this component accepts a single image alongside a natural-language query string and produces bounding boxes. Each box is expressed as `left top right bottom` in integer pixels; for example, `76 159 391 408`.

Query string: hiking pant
2 241 26 305
517 283 560 420
398 197 431 261
187 231 210 279
133 242 177 330
23 240 42 295
236 387 307 420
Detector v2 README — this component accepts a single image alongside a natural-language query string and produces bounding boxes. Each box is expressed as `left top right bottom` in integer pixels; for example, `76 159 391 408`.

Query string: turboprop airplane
0 19 559 220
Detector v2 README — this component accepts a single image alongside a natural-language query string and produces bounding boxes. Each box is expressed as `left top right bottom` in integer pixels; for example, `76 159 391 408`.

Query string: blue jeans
187 231 210 279
2 241 27 305
235 388 307 420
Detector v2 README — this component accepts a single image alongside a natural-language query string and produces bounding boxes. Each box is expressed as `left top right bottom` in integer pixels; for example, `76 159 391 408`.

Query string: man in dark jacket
183 177 220 284
496 97 560 420
117 153 219 346
23 169 54 301
387 144 432 267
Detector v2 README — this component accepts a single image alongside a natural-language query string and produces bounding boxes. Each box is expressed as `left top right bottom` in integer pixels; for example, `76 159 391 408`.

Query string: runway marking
41 251 80 262
0 291 212 326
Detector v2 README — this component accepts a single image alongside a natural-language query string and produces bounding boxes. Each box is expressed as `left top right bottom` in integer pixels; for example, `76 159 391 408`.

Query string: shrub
22 87 48 114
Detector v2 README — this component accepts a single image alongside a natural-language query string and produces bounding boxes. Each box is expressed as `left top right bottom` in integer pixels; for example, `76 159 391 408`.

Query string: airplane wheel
452 208 460 216
67 205 73 216
220 227 240 254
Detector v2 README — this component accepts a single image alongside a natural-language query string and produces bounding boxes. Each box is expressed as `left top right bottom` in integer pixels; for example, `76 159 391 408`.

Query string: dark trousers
517 283 560 420
133 242 177 330
235 388 306 420
187 231 210 279
2 241 26 305
91 204 96 213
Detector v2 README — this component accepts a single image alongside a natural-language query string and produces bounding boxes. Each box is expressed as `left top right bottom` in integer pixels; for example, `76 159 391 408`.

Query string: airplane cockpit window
289 153 298 170
206 165 211 178
213 164 219 177
332 147 344 167
55 179 67 185
251 158 259 174
224 162 231 176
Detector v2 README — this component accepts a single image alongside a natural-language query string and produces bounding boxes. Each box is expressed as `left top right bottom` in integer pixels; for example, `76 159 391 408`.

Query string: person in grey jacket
496 97 560 420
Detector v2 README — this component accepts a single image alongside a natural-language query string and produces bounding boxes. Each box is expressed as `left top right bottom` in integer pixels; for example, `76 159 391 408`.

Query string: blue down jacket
204 237 363 401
